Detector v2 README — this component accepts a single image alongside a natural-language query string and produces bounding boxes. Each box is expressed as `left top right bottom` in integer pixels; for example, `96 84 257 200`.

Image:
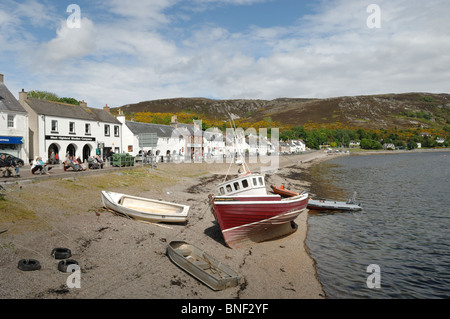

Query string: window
69 122 75 134
233 182 240 191
242 179 249 188
7 115 14 128
104 124 110 136
219 187 225 195
85 123 91 135
253 178 257 186
258 177 263 186
51 120 58 133
114 125 119 137
226 185 232 193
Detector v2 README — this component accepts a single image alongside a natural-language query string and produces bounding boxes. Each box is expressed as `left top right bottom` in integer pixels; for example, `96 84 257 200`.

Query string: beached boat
307 198 362 212
270 184 302 197
271 185 362 212
101 191 189 223
209 168 309 249
167 241 241 291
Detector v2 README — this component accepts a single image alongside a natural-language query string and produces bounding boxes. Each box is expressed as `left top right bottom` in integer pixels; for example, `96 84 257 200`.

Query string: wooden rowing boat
101 191 189 223
167 241 242 291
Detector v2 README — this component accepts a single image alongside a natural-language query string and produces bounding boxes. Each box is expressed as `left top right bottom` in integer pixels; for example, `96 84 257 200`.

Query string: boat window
226 185 232 193
233 182 240 191
258 177 264 186
253 178 257 186
242 179 249 188
219 187 225 195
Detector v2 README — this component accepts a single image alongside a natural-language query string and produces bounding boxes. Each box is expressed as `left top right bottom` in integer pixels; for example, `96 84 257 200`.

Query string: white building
0 74 29 161
19 90 122 163
118 114 186 160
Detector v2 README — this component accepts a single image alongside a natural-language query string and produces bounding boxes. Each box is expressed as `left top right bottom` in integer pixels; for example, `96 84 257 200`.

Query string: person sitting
94 155 104 169
31 156 50 175
64 156 81 171
76 156 87 170
7 156 20 177
0 154 18 178
88 156 99 169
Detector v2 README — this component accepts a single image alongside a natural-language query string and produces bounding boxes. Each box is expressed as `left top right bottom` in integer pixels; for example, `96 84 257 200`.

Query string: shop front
0 136 24 158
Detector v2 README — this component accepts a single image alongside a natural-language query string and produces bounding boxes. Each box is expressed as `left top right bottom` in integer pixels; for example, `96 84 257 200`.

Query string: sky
1 0 449 108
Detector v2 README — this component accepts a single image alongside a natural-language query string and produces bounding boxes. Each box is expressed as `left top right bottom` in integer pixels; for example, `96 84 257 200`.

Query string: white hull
101 191 189 223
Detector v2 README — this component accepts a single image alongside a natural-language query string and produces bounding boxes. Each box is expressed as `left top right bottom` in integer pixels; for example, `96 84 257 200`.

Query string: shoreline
2 148 446 300
0 151 329 299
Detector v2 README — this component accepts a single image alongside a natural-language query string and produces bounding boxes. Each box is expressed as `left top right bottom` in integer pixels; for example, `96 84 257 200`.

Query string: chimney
116 109 126 124
0 74 4 83
19 88 28 102
170 114 178 128
103 104 110 113
80 100 87 108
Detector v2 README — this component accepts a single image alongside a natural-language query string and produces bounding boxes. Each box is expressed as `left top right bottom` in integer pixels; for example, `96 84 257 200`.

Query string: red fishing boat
208 168 309 249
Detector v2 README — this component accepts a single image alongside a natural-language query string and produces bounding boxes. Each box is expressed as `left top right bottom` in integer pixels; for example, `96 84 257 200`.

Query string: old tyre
51 247 72 259
58 259 79 272
18 259 41 271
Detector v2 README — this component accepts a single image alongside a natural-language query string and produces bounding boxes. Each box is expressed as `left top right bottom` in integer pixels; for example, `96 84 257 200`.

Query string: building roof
0 83 27 113
24 98 120 124
125 121 178 138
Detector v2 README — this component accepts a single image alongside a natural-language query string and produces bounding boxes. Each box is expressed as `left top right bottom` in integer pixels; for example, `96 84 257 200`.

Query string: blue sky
1 0 449 108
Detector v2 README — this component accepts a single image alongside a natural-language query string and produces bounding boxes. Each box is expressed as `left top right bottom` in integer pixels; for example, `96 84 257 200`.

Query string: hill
113 93 450 131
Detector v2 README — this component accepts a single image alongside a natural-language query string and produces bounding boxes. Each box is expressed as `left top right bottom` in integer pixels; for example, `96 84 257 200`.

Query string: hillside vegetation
112 93 450 149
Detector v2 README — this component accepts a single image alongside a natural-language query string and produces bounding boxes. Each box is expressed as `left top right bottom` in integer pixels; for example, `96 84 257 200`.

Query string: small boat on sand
167 241 241 291
101 191 189 223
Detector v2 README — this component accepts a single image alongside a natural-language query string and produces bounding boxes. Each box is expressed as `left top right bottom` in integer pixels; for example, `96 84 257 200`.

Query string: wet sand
0 151 333 300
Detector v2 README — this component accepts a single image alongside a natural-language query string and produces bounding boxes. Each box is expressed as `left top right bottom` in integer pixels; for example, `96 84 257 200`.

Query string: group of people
31 156 52 175
1 152 107 179
0 154 20 178
64 155 104 171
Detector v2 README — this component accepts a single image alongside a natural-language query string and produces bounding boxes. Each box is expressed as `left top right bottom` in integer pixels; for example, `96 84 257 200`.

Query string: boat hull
209 194 308 248
307 199 362 212
101 191 189 223
167 241 241 291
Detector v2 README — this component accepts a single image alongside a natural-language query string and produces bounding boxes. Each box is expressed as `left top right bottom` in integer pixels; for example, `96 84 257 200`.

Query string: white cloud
3 0 450 107
35 17 97 64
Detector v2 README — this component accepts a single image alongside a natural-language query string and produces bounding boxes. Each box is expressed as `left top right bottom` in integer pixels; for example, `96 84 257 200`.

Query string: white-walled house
19 90 122 163
0 74 29 161
118 114 186 159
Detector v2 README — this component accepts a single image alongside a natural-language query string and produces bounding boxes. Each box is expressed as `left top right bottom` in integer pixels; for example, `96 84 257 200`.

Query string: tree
28 90 60 102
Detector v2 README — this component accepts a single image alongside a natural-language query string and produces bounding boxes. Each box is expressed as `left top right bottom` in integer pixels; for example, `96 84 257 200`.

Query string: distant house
19 90 122 163
118 113 185 160
349 140 360 148
436 137 445 144
383 143 395 150
0 74 29 161
420 132 432 138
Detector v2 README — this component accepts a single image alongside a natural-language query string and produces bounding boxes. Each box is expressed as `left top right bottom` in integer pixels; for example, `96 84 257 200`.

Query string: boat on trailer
209 161 309 249
101 191 190 223
167 241 241 291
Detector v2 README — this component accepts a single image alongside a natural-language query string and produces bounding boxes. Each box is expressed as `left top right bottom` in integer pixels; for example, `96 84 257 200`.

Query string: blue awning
0 136 24 144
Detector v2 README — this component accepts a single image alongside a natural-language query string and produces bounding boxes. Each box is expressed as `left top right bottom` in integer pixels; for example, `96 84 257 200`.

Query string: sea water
305 151 450 299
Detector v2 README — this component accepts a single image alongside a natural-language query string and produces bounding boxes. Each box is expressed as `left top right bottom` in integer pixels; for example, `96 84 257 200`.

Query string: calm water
306 151 450 299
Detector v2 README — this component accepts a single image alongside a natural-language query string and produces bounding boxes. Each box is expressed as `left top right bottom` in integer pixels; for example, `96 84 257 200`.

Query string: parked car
0 153 25 167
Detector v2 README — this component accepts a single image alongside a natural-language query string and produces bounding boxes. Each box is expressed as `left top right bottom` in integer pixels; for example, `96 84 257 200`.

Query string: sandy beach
0 151 332 300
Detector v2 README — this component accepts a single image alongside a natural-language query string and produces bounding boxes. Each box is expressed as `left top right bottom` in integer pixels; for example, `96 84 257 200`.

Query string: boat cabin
217 173 267 196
